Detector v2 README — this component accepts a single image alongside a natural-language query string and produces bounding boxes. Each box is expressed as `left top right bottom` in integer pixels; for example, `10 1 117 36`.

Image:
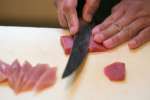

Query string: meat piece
33 67 57 92
60 35 107 54
14 61 32 93
8 59 21 89
0 71 6 82
0 60 10 82
21 64 49 92
19 66 35 92
89 37 107 52
60 36 73 54
0 59 57 94
104 62 126 81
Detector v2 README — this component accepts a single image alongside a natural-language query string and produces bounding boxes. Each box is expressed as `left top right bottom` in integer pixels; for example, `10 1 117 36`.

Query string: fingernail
103 39 114 48
94 34 104 43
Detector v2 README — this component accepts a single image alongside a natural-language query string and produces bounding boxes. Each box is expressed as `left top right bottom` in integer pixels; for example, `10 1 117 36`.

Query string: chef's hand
92 0 150 49
55 0 101 34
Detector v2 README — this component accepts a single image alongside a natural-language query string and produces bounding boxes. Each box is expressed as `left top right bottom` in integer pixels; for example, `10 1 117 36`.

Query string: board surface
0 26 150 100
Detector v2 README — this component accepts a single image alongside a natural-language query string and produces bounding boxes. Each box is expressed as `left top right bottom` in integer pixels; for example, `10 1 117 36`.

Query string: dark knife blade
62 20 91 78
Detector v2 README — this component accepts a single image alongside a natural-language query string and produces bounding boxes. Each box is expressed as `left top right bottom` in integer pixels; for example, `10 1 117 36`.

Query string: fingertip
92 27 100 35
103 39 114 49
93 34 104 43
70 26 78 34
128 40 137 49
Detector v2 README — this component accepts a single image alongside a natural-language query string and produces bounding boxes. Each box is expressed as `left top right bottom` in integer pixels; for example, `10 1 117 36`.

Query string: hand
92 0 150 49
55 0 101 34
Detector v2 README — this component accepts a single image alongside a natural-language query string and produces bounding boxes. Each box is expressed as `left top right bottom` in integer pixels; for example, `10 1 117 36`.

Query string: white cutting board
0 26 150 100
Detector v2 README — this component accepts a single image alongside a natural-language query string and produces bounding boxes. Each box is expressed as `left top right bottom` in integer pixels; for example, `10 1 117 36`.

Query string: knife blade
62 20 91 78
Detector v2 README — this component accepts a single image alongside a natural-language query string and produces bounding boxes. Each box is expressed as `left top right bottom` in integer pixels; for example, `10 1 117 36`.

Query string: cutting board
0 26 150 100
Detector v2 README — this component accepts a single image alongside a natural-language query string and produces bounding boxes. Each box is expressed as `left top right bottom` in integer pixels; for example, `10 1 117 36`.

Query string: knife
62 19 91 78
62 0 120 78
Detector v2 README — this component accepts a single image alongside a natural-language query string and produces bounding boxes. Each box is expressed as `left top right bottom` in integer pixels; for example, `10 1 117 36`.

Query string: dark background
0 0 120 28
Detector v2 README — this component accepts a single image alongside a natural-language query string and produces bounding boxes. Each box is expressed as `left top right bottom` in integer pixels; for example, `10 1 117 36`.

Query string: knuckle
86 0 100 9
107 16 115 22
112 35 121 43
123 27 133 38
136 17 150 27
111 4 119 13
63 1 74 12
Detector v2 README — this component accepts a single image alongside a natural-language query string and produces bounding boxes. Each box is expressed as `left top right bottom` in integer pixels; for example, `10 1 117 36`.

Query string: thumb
83 0 101 22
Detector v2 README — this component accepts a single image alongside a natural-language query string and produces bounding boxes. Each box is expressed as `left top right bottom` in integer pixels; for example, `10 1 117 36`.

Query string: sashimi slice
60 35 107 54
21 64 49 92
60 35 73 54
89 37 107 52
0 60 10 82
19 66 35 92
8 59 21 89
14 61 32 93
33 67 57 92
104 62 126 81
0 71 6 82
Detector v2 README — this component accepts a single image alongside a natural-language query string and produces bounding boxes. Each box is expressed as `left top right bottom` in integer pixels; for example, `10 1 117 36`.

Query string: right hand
55 0 101 34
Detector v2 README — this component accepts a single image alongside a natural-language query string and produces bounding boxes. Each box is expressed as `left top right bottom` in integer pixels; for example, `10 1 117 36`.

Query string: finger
93 9 137 43
63 0 79 34
111 2 122 13
57 10 68 27
92 5 125 36
54 0 60 8
128 27 150 49
103 17 150 48
83 0 101 22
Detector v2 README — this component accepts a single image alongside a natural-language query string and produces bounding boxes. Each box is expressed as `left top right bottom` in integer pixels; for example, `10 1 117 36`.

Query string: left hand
92 0 150 49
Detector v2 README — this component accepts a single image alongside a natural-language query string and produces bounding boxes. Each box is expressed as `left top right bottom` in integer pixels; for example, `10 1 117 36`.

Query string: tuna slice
0 60 10 82
21 64 49 92
8 59 21 89
60 36 73 54
104 62 126 81
89 37 107 52
33 67 57 92
14 61 32 93
60 35 107 54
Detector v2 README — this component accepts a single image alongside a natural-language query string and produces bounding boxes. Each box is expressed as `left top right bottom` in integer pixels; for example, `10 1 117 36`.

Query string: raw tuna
21 64 49 92
60 35 107 54
60 36 73 54
14 61 32 93
89 37 107 52
0 60 10 82
0 59 57 94
104 62 126 81
33 67 56 92
8 60 21 89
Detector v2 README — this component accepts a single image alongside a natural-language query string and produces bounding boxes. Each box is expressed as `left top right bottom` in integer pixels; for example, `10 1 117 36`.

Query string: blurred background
0 0 59 27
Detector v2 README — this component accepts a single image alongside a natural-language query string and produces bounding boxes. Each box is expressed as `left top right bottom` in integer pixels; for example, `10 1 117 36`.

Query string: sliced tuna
33 67 57 92
14 61 32 93
21 64 49 92
104 62 126 81
0 60 10 82
8 59 21 89
60 35 107 54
